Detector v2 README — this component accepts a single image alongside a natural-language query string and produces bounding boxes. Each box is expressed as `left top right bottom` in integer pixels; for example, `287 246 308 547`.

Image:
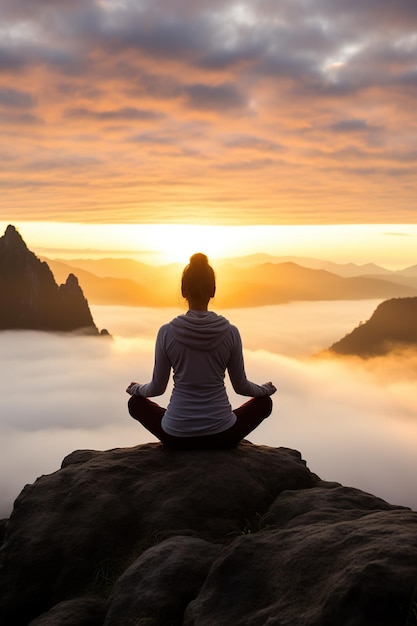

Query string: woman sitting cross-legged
126 252 276 450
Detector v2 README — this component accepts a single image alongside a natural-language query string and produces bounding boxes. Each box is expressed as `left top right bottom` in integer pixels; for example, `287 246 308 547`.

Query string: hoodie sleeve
227 326 269 397
135 325 171 397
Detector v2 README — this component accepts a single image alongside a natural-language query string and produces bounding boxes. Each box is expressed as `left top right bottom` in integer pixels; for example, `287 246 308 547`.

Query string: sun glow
1 222 256 264
2 221 417 269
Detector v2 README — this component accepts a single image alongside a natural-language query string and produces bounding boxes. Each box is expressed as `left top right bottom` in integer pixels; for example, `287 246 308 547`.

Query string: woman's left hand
126 382 139 395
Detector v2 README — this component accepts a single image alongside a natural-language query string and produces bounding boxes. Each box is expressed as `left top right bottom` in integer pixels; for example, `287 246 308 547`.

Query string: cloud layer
1 0 417 223
1 300 417 519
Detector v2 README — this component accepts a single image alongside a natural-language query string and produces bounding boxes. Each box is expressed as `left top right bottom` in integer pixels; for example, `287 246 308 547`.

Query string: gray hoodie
134 310 270 437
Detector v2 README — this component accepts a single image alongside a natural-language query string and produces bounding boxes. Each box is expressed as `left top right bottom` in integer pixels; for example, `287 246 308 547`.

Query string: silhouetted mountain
0 225 102 334
328 297 417 356
43 257 417 308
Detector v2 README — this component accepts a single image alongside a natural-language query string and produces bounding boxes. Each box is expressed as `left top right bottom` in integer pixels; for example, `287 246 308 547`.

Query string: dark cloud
216 157 276 172
2 0 416 96
0 42 86 75
198 42 263 72
1 1 415 63
128 131 176 146
103 14 210 60
0 87 35 109
65 106 163 122
0 48 25 71
24 154 103 173
0 112 43 125
184 82 246 112
399 69 417 88
316 0 417 28
328 119 382 134
225 135 283 153
0 0 87 18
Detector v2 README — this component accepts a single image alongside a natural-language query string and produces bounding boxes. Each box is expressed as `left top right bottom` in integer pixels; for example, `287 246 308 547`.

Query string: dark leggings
128 394 273 450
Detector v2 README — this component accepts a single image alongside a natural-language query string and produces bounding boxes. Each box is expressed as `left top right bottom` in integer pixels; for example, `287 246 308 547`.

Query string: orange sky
1 0 417 226
2 221 417 269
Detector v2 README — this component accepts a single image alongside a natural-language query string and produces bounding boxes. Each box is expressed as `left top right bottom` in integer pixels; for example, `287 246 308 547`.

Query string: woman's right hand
126 382 140 395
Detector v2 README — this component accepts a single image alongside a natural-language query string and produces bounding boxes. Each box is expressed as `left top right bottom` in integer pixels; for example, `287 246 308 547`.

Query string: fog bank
1 301 416 518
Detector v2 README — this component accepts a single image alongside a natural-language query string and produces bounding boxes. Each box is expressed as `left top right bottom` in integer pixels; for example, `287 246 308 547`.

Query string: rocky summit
0 442 416 626
0 225 103 334
328 296 417 357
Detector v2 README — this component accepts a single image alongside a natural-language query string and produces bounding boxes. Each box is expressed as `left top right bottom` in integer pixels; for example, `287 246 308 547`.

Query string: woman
127 252 276 449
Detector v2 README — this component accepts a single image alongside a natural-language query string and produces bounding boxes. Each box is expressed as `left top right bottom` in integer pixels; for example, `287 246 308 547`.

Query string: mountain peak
1 225 28 252
0 225 101 334
5 224 19 237
65 273 80 289
328 296 417 356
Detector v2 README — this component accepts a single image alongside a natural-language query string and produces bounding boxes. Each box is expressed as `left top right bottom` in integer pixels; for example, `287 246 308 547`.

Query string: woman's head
181 253 216 308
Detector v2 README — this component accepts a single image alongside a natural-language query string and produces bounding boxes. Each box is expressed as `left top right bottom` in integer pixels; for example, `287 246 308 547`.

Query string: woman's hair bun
181 252 215 301
189 252 209 267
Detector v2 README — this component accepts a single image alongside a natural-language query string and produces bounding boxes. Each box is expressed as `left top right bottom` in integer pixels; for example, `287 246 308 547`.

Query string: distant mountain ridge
327 297 417 357
44 255 417 308
0 225 105 334
224 254 397 277
216 253 417 279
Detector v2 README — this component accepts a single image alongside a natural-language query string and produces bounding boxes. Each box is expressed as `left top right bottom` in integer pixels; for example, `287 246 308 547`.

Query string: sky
1 300 417 519
2 221 417 269
1 0 417 226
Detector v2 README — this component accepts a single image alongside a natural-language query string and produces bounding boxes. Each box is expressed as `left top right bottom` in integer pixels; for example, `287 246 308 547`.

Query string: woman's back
127 252 276 449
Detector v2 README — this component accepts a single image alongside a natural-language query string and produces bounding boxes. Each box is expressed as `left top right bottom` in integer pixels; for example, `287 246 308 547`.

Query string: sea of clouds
1 300 417 518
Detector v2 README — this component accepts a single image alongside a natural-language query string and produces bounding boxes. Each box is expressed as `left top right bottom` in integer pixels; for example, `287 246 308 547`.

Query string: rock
0 224 101 334
183 506 417 626
28 596 107 626
0 519 7 546
56 273 98 334
0 443 316 624
0 442 416 626
104 536 220 626
268 482 404 526
328 296 417 356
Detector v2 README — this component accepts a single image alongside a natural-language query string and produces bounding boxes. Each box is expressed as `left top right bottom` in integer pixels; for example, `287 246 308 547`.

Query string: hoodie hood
170 310 231 351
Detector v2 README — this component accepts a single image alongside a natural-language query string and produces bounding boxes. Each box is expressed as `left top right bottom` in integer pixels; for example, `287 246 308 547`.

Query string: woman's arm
227 326 276 397
127 326 171 397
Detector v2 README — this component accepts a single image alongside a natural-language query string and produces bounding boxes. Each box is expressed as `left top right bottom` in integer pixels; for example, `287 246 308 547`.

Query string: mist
1 300 416 518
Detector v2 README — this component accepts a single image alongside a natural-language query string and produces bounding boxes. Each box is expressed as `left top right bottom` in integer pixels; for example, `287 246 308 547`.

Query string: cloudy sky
1 0 417 225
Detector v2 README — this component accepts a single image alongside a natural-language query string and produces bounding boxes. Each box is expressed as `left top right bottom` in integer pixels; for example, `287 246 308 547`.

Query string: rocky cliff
0 225 103 334
0 442 416 626
328 297 417 356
